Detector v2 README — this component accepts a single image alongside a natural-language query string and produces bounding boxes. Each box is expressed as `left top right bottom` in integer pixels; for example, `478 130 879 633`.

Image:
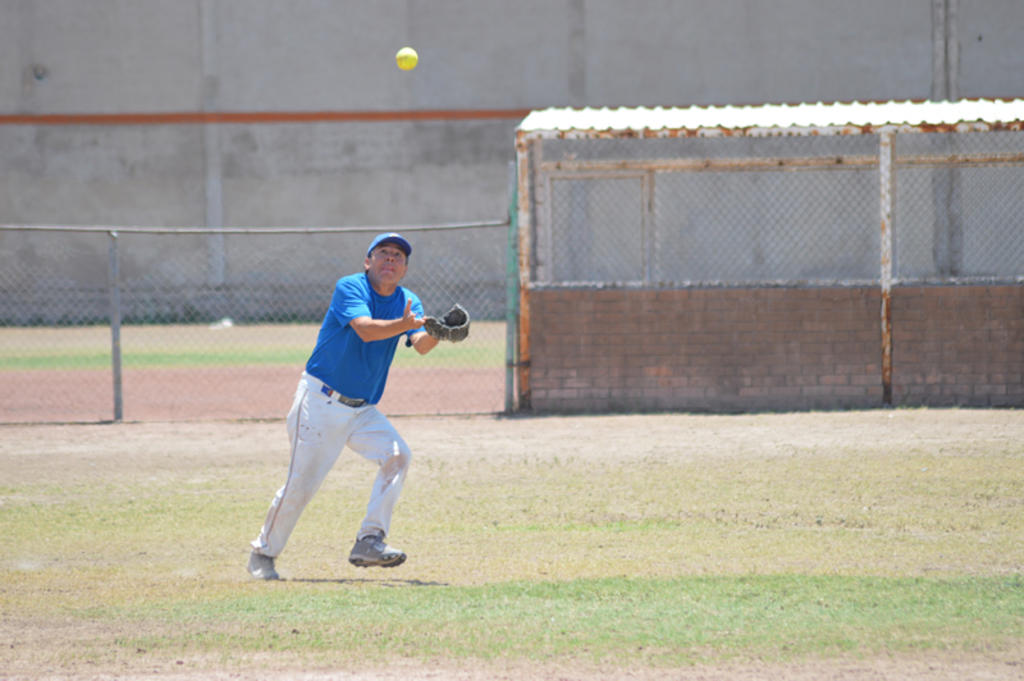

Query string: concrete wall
2 0 1023 230
2 2 1024 342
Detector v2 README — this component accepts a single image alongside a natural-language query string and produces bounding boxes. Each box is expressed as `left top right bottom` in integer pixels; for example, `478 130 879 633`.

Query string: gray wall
2 0 1023 229
1 0 1022 323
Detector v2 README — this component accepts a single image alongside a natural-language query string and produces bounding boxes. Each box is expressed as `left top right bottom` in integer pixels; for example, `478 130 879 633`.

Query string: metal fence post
879 130 895 406
515 134 533 411
108 230 123 421
505 161 519 413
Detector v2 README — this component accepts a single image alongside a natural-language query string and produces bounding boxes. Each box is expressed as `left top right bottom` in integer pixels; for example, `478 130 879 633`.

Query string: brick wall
526 287 884 413
892 285 1024 407
524 285 1023 413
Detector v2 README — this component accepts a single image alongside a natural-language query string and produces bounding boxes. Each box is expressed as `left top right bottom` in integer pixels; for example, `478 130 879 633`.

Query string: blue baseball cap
366 232 412 257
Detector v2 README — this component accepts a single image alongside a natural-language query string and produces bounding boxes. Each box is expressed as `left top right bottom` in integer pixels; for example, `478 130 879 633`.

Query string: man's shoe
247 550 280 580
348 532 406 568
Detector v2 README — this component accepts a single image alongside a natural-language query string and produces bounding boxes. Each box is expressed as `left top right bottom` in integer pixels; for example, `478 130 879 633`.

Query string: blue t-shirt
305 272 423 404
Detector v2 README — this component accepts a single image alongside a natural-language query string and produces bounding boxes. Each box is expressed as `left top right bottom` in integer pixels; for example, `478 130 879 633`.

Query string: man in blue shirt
248 232 441 579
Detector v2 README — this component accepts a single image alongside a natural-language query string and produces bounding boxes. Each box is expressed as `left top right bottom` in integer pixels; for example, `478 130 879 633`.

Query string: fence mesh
892 130 1024 281
0 224 508 423
651 167 880 284
527 130 1024 288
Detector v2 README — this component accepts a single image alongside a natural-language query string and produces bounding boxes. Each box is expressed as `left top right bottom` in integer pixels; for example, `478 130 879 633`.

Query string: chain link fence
515 105 1024 410
0 222 510 423
527 131 1024 288
894 131 1024 281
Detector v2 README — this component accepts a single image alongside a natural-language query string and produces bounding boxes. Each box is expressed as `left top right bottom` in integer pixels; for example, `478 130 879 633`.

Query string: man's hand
401 299 424 332
350 300 424 342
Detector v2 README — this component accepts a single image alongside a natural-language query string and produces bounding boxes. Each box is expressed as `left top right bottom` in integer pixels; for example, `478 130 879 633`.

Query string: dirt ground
20 654 1024 681
1 365 504 422
3 411 1023 680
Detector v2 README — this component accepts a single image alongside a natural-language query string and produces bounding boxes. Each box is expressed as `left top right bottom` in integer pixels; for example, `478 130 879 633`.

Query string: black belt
320 384 367 408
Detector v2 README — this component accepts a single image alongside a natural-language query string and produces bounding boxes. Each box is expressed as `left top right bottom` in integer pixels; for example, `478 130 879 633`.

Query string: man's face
365 244 408 287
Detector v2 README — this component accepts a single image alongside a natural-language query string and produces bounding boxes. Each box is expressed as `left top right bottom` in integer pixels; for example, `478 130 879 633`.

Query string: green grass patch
0 349 311 370
65 575 1024 666
0 321 505 370
0 343 501 370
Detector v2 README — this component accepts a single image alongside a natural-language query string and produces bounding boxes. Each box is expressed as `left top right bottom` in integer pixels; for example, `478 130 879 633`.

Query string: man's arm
408 330 439 355
349 299 424 342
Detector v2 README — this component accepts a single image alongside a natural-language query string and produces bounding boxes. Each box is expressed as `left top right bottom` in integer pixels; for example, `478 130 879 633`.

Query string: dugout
513 99 1024 413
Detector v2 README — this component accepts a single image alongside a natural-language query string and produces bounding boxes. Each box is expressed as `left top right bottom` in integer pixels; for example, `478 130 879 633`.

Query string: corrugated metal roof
517 99 1024 137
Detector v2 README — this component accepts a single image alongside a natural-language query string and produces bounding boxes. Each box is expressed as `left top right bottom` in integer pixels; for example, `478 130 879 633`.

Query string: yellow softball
395 46 418 71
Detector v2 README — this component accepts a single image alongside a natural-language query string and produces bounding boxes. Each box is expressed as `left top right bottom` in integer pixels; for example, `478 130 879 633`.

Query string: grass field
2 410 1022 679
0 321 506 371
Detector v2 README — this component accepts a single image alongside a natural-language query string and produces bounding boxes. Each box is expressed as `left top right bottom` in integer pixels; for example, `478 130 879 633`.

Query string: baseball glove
423 303 470 342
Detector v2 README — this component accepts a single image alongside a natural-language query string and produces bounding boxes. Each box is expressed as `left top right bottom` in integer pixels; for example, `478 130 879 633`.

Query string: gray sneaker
247 550 280 580
348 532 406 568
